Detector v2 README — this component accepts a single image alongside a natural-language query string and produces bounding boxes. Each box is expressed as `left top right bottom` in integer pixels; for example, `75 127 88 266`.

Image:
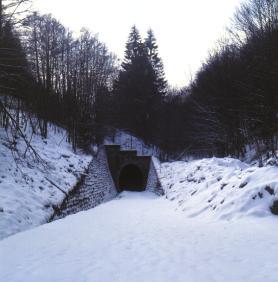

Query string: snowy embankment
104 130 159 156
1 192 277 282
158 157 278 219
0 124 92 240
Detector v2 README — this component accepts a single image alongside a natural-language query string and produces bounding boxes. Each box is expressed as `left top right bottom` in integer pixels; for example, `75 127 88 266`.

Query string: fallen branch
45 177 68 196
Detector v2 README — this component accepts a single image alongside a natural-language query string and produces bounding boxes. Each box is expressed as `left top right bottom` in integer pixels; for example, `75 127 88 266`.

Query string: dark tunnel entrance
118 164 144 192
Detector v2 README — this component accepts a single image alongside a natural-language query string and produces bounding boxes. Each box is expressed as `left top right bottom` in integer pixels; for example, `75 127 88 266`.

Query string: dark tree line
22 12 117 148
0 0 47 163
0 3 117 152
105 0 278 162
183 0 278 160
2 0 278 161
0 0 32 97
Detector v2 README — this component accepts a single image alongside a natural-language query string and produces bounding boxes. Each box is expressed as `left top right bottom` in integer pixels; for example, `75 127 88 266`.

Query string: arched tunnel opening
118 164 144 192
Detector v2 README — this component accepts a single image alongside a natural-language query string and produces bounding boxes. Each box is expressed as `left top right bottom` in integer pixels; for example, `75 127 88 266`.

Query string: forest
1 0 278 164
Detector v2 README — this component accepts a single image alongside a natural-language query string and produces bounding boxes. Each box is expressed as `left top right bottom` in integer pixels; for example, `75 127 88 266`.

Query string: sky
32 0 243 87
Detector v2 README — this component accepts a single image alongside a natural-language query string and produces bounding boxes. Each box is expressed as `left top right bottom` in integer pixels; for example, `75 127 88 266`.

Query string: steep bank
0 124 92 240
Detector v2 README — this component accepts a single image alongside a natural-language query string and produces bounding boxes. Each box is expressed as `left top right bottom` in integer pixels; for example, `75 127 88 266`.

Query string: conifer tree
122 25 144 70
114 25 158 136
144 29 167 95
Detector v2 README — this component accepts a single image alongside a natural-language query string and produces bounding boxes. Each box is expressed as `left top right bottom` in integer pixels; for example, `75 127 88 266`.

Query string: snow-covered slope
0 124 92 240
1 192 277 282
104 130 159 156
158 157 278 219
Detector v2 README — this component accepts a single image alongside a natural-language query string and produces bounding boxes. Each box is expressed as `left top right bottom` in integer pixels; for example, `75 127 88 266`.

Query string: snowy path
0 192 277 282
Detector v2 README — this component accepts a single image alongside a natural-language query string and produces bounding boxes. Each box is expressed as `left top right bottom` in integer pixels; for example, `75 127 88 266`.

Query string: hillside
158 157 278 219
0 123 92 239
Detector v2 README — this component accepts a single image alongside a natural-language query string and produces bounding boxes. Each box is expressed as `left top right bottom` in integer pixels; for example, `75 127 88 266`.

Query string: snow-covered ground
158 157 278 219
2 123 278 281
0 124 92 240
0 191 277 282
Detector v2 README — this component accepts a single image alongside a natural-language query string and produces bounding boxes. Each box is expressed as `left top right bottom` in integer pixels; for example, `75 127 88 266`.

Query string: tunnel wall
53 146 118 220
146 157 164 195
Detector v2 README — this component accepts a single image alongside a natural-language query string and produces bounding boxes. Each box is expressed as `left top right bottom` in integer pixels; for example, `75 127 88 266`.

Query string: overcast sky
33 0 243 87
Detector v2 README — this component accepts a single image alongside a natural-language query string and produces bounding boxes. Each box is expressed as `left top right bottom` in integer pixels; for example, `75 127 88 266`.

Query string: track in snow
0 192 277 282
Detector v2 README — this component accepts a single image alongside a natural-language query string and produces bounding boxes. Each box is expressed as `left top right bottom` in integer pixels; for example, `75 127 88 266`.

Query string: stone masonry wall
52 147 164 221
146 157 164 195
53 146 117 220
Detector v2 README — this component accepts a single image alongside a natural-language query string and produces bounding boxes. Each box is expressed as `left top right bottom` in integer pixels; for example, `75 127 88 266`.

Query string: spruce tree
122 25 143 70
144 29 167 95
114 26 158 136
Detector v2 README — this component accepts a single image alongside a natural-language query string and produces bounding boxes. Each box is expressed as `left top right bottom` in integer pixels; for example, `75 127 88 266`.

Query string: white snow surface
0 191 277 282
0 124 92 240
158 157 278 219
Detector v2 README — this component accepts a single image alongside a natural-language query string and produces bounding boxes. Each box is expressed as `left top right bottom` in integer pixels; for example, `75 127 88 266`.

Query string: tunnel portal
119 164 144 192
105 145 151 193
